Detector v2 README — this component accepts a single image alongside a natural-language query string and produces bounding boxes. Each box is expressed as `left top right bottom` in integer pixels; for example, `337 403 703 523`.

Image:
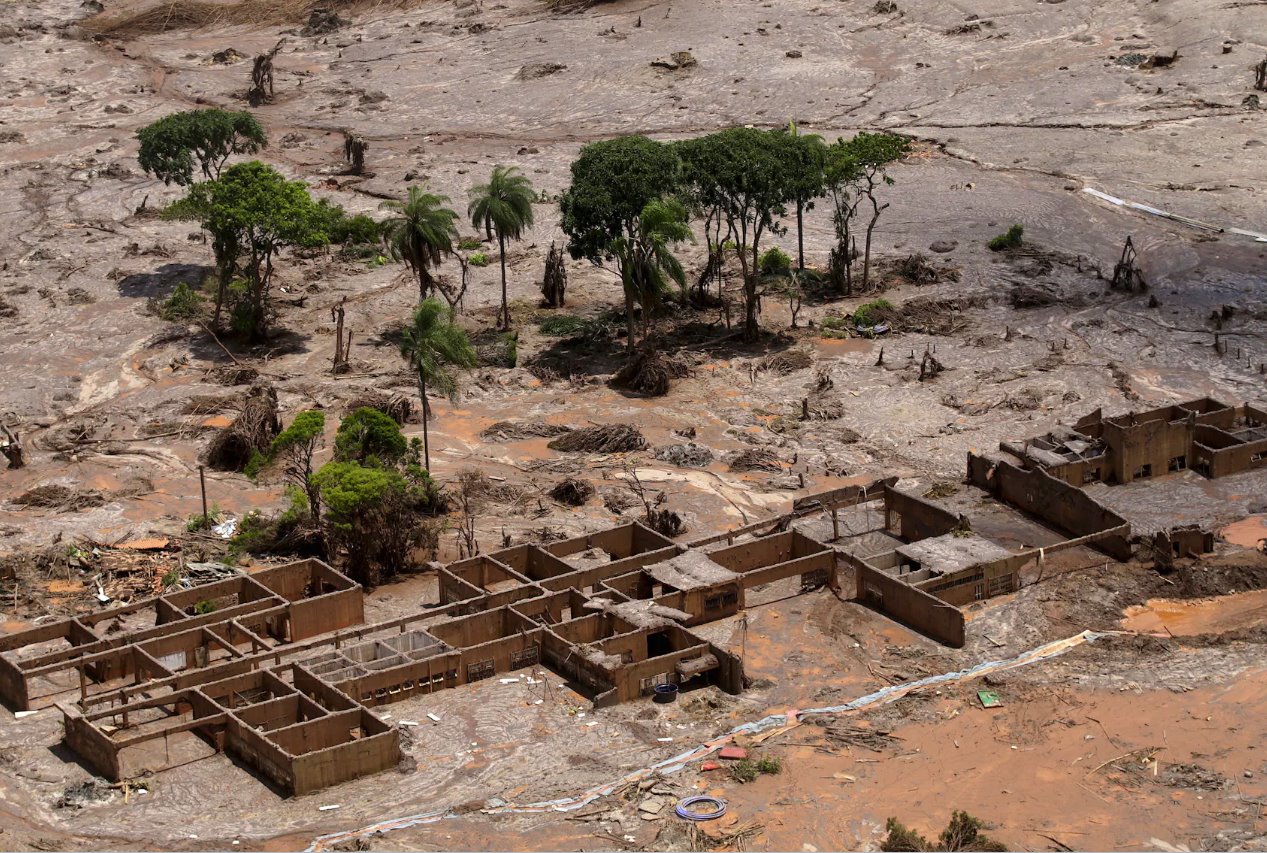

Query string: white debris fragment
426 713 441 723
318 805 341 811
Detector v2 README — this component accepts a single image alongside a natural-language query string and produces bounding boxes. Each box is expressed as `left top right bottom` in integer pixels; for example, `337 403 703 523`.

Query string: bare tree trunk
497 232 509 330
862 205 883 292
417 372 431 472
796 201 805 270
741 233 759 342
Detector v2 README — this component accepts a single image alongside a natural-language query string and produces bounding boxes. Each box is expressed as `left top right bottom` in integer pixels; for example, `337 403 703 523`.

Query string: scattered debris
654 443 715 468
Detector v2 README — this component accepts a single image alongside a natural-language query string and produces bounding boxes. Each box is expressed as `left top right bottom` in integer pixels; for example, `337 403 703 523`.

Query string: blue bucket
652 683 679 704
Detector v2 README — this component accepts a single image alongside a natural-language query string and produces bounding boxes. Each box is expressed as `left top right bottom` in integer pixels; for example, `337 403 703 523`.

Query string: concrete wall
884 487 961 542
854 562 965 648
967 454 1133 560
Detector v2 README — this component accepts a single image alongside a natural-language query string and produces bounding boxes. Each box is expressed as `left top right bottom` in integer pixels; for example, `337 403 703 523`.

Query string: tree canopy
137 109 266 186
677 128 795 341
559 136 680 265
269 410 325 520
334 407 409 465
169 161 328 340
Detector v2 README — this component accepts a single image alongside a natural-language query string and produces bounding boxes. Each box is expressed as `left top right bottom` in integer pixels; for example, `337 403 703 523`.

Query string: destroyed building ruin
1000 398 1267 485
4 400 1263 796
0 523 837 796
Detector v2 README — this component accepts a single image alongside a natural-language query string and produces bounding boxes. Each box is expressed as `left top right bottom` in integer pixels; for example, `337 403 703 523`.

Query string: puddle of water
1122 588 1267 635
1222 514 1267 550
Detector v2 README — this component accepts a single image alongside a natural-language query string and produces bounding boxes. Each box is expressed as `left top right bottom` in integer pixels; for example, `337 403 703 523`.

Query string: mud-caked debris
654 443 715 468
729 447 782 473
480 420 571 442
651 51 697 70
612 348 691 396
301 8 346 36
550 478 595 506
56 779 115 809
758 349 813 375
13 484 107 511
549 424 647 454
203 383 280 471
517 62 567 80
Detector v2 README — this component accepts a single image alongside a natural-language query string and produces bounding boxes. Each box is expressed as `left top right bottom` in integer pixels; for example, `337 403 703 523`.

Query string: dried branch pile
343 392 413 424
611 348 691 397
759 349 813 375
548 424 647 454
480 420 572 442
549 478 595 506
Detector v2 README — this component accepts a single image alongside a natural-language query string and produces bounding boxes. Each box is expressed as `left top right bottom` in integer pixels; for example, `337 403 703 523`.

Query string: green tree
169 161 329 341
559 136 681 349
398 298 477 471
824 139 863 294
381 184 460 304
312 461 410 585
268 410 325 522
827 132 910 293
678 128 794 342
334 407 408 465
611 197 692 343
781 122 827 271
137 109 266 186
468 165 536 330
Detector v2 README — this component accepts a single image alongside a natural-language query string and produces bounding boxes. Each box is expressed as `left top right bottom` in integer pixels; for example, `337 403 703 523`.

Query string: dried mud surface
1 0 1266 848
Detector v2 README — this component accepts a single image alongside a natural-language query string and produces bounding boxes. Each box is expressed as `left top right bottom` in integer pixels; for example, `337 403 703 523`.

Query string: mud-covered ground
1 0 1266 848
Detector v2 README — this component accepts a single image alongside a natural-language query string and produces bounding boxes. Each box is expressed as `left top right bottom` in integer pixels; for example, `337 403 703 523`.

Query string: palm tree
398 298 477 472
382 185 460 303
613 197 692 349
468 165 536 330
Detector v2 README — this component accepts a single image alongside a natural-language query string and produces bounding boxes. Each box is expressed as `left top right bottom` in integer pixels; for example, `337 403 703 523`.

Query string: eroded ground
1 0 1266 848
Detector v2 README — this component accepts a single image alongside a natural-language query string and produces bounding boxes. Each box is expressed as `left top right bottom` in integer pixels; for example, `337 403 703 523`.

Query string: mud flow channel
1122 588 1267 636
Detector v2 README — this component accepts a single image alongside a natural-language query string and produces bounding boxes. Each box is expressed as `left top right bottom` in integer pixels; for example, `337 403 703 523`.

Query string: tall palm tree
398 298 477 472
382 185 460 303
613 197 692 349
468 165 535 330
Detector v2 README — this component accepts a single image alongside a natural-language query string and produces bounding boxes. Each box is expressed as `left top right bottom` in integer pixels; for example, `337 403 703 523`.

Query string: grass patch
468 250 490 267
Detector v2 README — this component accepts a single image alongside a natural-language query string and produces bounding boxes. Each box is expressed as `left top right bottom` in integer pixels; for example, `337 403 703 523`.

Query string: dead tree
541 242 567 307
455 469 482 559
342 131 367 175
1111 236 1146 292
1256 56 1267 91
435 257 469 313
1 424 23 469
918 351 944 381
331 297 351 374
248 39 285 107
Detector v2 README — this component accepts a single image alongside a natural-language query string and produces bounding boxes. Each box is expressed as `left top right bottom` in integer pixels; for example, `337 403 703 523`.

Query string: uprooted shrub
548 424 647 454
611 348 691 397
203 384 281 471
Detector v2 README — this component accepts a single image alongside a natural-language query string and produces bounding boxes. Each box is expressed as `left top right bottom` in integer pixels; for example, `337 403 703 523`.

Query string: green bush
880 811 1007 852
330 213 382 246
988 224 1023 252
468 251 490 267
755 755 783 774
161 568 181 588
192 600 216 615
730 758 760 783
853 298 894 327
159 282 203 321
821 314 849 331
458 237 483 251
759 246 792 275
